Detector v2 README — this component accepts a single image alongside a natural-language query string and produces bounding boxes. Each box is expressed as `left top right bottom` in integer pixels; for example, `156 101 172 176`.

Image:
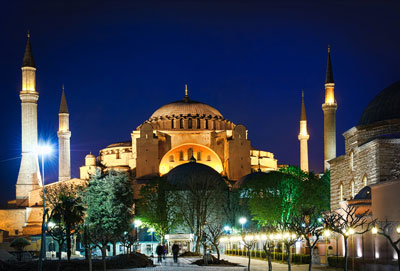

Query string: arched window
188 148 193 159
188 118 192 129
205 119 209 129
339 183 343 201
207 155 211 161
169 155 174 162
351 180 355 198
197 151 202 161
363 175 368 187
197 119 200 129
213 120 216 129
350 151 354 171
179 151 184 161
179 119 183 129
171 119 175 129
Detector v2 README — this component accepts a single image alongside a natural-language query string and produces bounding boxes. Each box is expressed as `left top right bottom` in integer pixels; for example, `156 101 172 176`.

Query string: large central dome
150 98 223 119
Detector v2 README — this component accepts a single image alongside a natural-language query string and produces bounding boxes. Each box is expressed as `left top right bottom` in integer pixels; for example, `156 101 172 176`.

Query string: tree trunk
57 243 62 271
267 254 272 271
66 227 71 261
203 244 208 265
344 237 348 271
287 244 291 271
101 246 107 271
308 247 313 271
88 249 92 271
113 241 116 256
248 248 251 271
214 243 220 260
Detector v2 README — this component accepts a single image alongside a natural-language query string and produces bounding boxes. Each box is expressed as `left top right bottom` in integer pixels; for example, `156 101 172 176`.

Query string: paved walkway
111 255 342 270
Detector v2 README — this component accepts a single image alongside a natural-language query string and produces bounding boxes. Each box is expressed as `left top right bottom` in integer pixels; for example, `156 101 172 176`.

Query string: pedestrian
172 243 180 263
156 243 163 263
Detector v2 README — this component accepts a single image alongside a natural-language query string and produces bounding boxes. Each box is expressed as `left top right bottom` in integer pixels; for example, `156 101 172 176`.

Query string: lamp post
134 219 142 253
37 144 52 271
239 217 247 232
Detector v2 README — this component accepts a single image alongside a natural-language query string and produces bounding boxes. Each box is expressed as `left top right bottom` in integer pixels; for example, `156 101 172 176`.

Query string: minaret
298 91 309 172
58 85 71 181
322 45 337 171
16 32 41 206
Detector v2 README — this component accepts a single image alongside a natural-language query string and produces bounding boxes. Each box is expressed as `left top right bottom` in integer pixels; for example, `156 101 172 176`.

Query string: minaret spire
325 45 334 84
16 33 41 206
184 84 190 102
322 45 337 171
58 85 71 181
298 91 309 172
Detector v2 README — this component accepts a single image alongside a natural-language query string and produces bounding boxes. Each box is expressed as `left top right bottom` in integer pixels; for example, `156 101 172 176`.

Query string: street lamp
36 144 52 271
239 217 247 232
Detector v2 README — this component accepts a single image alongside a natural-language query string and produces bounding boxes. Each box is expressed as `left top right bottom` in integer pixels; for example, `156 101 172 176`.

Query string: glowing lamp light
291 233 297 239
371 227 378 235
261 234 267 241
396 226 400 234
276 233 282 240
239 217 247 225
348 228 355 235
224 225 231 232
47 222 55 228
134 219 142 228
36 145 53 155
324 229 331 238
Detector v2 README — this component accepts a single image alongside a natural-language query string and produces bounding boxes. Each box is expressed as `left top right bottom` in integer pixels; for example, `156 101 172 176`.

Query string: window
179 151 184 161
350 151 354 171
188 148 193 159
116 151 120 159
171 119 174 129
205 120 209 129
179 119 183 129
197 151 201 161
207 155 211 161
169 155 174 162
197 119 200 129
363 175 368 187
213 120 216 129
351 180 355 198
340 183 343 201
188 118 192 129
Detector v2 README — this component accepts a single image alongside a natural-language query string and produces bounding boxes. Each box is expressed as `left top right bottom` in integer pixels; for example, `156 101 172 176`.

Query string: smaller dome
234 170 283 189
166 158 225 190
359 81 400 126
85 153 95 158
353 186 371 200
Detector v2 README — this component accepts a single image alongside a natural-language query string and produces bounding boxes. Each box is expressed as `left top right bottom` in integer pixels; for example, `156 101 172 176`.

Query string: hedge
225 249 311 264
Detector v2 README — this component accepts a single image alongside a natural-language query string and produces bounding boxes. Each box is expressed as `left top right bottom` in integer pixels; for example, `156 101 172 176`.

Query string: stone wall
0 209 26 236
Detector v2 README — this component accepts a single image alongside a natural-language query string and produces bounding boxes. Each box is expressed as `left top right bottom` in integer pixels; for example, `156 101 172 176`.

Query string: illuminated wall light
375 252 379 259
394 253 398 260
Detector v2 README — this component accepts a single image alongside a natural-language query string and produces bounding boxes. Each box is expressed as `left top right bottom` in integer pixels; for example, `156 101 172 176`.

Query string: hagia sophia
0 34 399 264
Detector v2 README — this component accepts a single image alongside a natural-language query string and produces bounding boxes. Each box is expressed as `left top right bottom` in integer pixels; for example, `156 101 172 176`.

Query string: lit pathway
111 255 341 270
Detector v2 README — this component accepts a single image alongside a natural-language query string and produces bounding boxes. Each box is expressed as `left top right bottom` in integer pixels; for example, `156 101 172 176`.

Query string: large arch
159 143 223 175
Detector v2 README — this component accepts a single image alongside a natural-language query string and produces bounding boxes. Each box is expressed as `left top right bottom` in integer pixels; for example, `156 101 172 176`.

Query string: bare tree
375 220 400 271
323 205 374 271
241 232 257 271
289 207 323 271
204 222 224 260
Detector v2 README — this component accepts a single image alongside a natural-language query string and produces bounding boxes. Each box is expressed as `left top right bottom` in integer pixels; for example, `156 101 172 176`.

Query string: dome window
188 148 193 159
188 118 193 129
179 151 184 161
197 119 200 129
197 151 202 161
171 119 175 129
179 119 183 129
169 155 174 162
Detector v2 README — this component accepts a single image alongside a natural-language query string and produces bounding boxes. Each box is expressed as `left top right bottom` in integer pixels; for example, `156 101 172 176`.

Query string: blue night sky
0 0 399 204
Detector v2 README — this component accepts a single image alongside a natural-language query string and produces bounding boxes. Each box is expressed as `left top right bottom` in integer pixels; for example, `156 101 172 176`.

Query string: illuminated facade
80 85 278 181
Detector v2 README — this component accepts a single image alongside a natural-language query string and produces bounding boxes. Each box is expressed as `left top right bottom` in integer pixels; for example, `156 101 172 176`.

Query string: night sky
1 0 400 204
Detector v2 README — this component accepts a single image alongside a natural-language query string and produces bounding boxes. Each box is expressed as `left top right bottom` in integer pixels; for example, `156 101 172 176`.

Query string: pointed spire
300 91 307 121
59 85 69 114
325 45 334 84
183 84 190 102
22 31 35 68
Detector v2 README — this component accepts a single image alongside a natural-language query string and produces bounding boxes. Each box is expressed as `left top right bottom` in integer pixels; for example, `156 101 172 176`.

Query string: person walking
162 243 167 260
156 243 163 263
172 243 180 263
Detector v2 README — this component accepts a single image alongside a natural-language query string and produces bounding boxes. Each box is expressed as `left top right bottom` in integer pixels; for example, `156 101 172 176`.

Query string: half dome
359 81 400 126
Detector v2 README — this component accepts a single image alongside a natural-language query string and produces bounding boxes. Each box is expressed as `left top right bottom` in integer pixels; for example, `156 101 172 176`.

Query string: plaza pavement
111 254 342 270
